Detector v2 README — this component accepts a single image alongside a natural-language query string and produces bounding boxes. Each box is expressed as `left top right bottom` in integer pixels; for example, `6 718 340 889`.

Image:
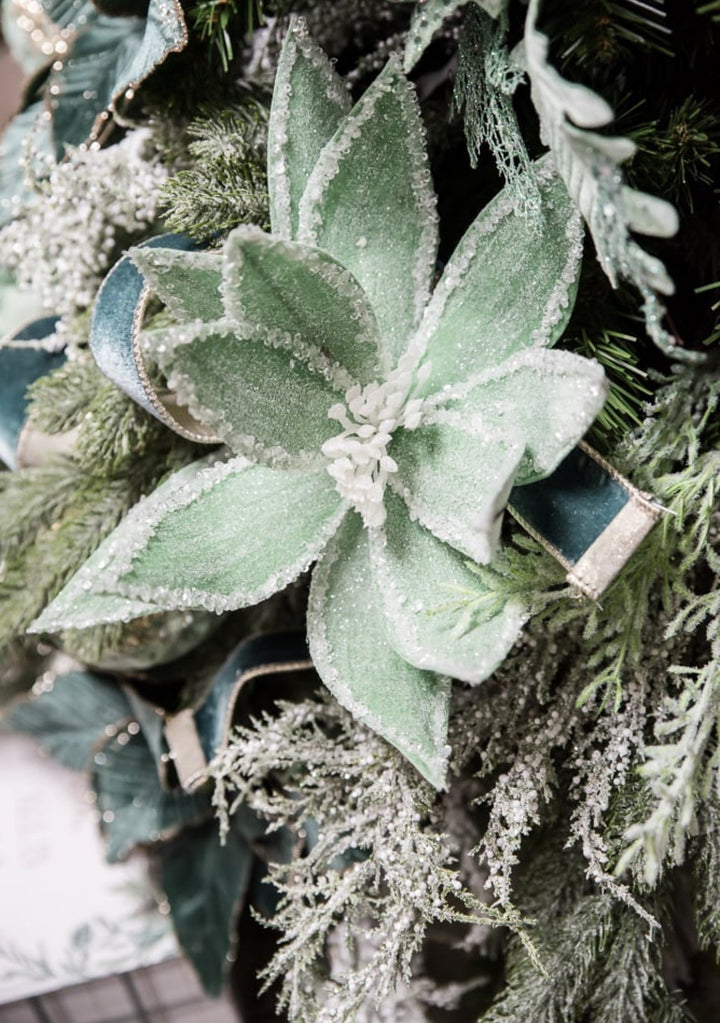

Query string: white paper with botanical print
0 732 178 1004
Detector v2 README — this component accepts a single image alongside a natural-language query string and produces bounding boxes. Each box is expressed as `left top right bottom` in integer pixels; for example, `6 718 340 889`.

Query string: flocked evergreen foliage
0 357 198 671
211 694 525 1021
1 0 720 1019
160 102 270 239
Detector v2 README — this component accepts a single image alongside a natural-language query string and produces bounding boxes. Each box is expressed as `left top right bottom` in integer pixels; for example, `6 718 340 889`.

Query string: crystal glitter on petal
388 421 524 565
267 14 351 240
33 456 347 628
147 318 345 468
222 226 383 386
438 348 608 485
298 57 438 368
130 247 224 323
307 511 451 789
370 489 527 684
31 458 219 631
113 462 348 613
413 160 583 394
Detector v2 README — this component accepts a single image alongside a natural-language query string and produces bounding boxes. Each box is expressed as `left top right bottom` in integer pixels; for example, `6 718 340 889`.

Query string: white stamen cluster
321 361 431 527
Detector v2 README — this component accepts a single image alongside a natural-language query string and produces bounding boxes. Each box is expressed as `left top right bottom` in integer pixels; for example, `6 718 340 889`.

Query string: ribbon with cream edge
0 315 77 469
508 441 661 601
162 632 314 793
90 233 221 445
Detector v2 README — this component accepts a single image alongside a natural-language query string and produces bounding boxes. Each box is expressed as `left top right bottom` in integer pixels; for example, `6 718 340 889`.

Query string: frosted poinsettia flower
33 19 606 787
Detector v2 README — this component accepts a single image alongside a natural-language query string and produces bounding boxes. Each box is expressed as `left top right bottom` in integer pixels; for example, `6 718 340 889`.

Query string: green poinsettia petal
130 247 224 322
267 14 351 240
30 461 213 633
308 511 450 789
32 457 347 631
111 459 346 612
298 57 438 369
414 162 583 395
222 226 383 386
442 349 608 485
371 490 527 683
144 321 343 469
389 421 523 564
31 547 172 634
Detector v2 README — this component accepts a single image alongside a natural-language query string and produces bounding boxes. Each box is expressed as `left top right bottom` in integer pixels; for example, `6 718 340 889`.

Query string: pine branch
570 327 652 446
211 694 530 1022
631 96 720 213
160 105 270 240
482 836 687 1023
0 358 200 663
542 0 674 81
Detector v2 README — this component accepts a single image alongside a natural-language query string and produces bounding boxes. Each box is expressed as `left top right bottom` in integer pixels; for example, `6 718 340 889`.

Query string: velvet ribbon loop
0 316 66 468
90 233 220 444
509 442 661 600
164 632 314 792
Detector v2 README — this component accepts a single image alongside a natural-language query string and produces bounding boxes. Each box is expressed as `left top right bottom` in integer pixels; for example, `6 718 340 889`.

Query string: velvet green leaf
267 14 351 240
308 512 450 789
298 57 438 368
30 544 172 633
415 163 583 396
145 321 344 468
108 459 347 612
30 461 215 633
371 491 527 684
160 813 255 996
446 349 608 485
93 731 209 862
8 671 132 772
389 421 523 564
222 226 383 386
131 247 224 323
32 457 346 629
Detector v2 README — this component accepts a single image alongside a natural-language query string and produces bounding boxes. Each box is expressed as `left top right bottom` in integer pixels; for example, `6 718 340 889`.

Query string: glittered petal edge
369 503 528 684
143 320 336 471
109 460 349 612
267 14 351 240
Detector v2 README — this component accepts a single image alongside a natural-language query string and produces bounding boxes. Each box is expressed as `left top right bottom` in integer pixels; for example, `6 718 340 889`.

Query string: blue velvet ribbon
90 233 218 443
0 316 64 468
509 445 631 567
164 632 313 792
508 442 660 598
194 632 312 763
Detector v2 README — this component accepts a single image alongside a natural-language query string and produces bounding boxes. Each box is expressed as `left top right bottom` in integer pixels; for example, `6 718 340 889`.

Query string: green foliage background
1 0 719 1019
